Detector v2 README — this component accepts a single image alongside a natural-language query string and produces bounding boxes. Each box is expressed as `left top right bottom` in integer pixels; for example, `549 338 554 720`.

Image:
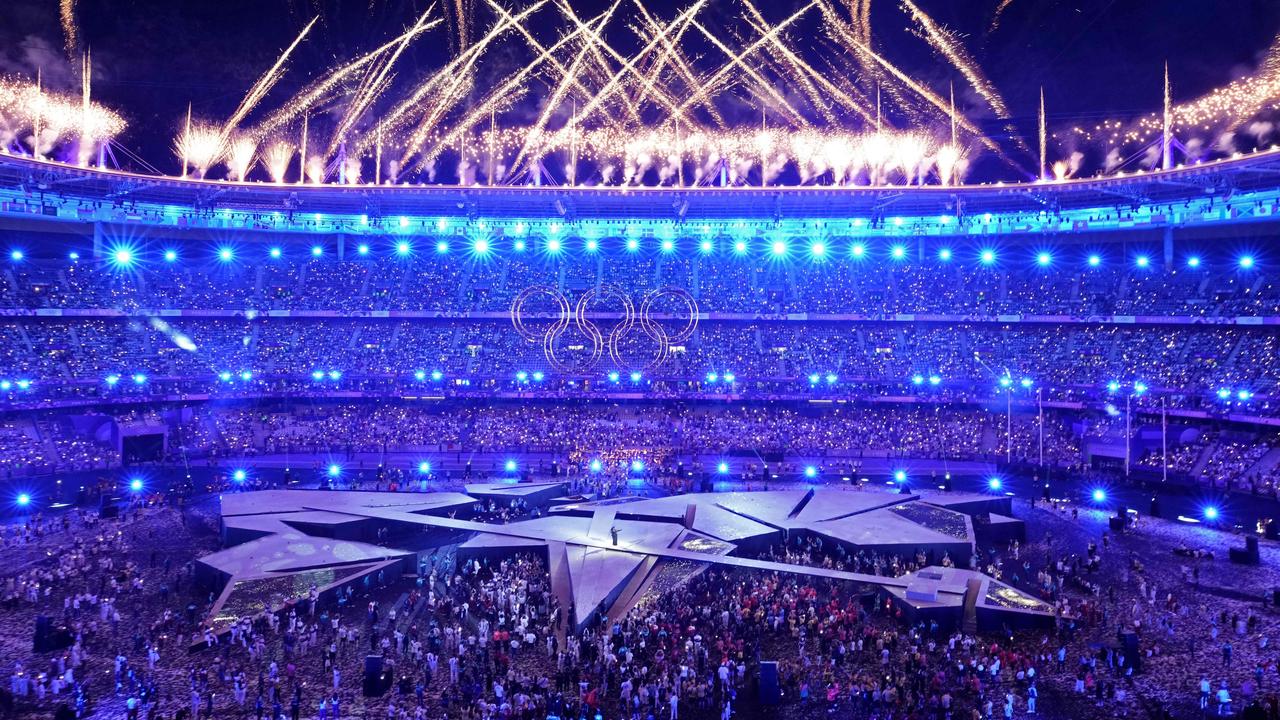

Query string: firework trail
227 135 258 180
899 0 1011 120
175 122 226 178
631 0 727 127
988 0 1016 35
263 141 294 182
219 16 318 142
554 1 646 119
60 0 79 59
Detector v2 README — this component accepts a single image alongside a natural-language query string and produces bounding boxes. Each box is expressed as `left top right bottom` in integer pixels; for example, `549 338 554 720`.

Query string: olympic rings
510 285 700 373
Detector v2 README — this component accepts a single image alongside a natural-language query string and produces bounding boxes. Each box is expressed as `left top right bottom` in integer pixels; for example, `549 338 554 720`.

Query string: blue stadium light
1036 252 1052 266
939 215 953 225
733 240 748 255
516 371 528 383
532 371 544 382
631 459 645 472
706 372 718 383
435 240 449 254
804 465 817 478
513 239 526 252
505 460 517 472
1135 255 1150 268
327 464 341 477
718 462 729 474
398 216 410 228
219 371 233 382
979 249 996 265
661 239 675 253
589 459 602 472
548 222 561 235
269 247 283 259
928 374 942 386
132 373 147 385
998 376 1012 388
1107 380 1121 393
1020 377 1033 388
15 380 30 391
359 214 369 226
311 370 325 381
1186 255 1201 268
513 221 527 236
68 251 80 261
893 469 907 483
937 247 952 261
1217 388 1232 400
890 244 906 260
1240 255 1256 269
111 247 135 266
892 217 903 226
16 493 30 507
699 239 714 254
419 462 431 474
435 218 449 232
356 244 369 256
585 238 599 253
310 246 323 257
431 370 443 381
474 238 490 255
105 374 120 386
808 373 820 385
825 373 837 384
164 250 178 263
8 250 22 262
0 381 10 391
1087 254 1101 267
850 243 866 258
1204 506 1220 521
608 371 620 383
810 241 826 258
129 478 144 492
626 238 640 252
1091 488 1107 503
328 370 342 380
394 241 411 256
1133 381 1148 395
630 371 642 382
1238 390 1254 401
232 469 247 482
218 247 234 262
770 240 788 256
240 371 252 381
415 370 427 381
547 238 562 254
723 372 736 383
988 477 1002 490
912 374 924 385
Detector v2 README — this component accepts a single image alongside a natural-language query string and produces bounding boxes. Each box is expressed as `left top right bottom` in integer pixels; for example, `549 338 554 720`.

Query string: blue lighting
1217 388 1232 399
1238 389 1253 401
310 246 323 257
328 370 342 380
9 250 22 261
608 371 620 383
327 464 341 477
1036 252 1052 266
505 460 517 472
808 373 820 385
929 374 941 385
431 370 443 381
804 465 817 478
270 247 283 259
69 251 79 261
474 238 490 255
626 238 639 252
395 241 411 256
810 241 826 258
1020 377 1033 388
398 216 410 228
1240 255 1256 269
717 462 729 474
311 370 325 381
218 371 233 382
937 247 952 261
706 372 718 383
1133 381 1148 395
890 244 906 260
513 239 526 252
14 380 29 390
435 240 449 254
356 244 369 256
0 381 10 391
630 371 642 382
532 371 544 382
16 493 30 507
239 371 252 381
893 470 907 483
516 371 528 382
631 459 645 472
724 372 736 382
1088 254 1101 267
1135 255 1150 268
164 250 177 263
825 373 837 384
1187 255 1201 268
770 240 788 256
1204 506 1219 520
585 238 599 252
661 239 675 253
979 249 996 265
132 374 147 385
912 374 924 385
1107 380 1121 393
999 376 1012 388
988 477 1002 490
733 240 748 254
589 459 602 472
415 370 427 381
699 239 714 254
232 469 247 482
105 374 120 386
218 247 234 262
111 247 134 266
129 478 144 492
435 218 449 232
851 243 866 258
418 462 431 474
1091 488 1107 503
547 238 562 253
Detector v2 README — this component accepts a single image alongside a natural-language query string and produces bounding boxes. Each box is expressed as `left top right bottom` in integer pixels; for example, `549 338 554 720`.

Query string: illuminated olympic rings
510 285 699 373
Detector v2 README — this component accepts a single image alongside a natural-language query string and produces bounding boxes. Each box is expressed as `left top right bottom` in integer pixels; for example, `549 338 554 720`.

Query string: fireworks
0 77 124 162
174 123 226 178
263 141 294 183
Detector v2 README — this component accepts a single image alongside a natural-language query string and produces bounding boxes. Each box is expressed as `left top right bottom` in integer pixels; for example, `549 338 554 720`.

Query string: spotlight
239 371 252 381
733 240 748 254
356 244 369 256
999 376 1012 388
474 238 490 255
435 241 449 254
928 375 941 385
1217 388 1231 399
810 241 826 257
631 459 645 472
112 248 134 266
585 239 599 252
513 239 526 252
1036 252 1052 266
516 371 528 382
415 370 427 381
0 381 12 391
804 465 817 478
1135 255 1150 268
808 373 820 385
1107 380 1121 393
311 370 325 381
164 250 178 263
270 247 283 259
218 248 234 262
129 478 144 492
547 238 562 253
893 470 907 483
626 238 639 252
1088 254 1101 267
825 373 837 384
851 243 866 258
1204 506 1219 520
890 244 906 260
718 462 729 474
505 460 517 472
1020 377 1033 388
14 380 29 390
770 240 788 256
431 370 443 381
132 374 147 385
589 459 602 472
398 216 410 228
661 239 675 253
327 464 341 477
912 374 924 385
937 248 952 261
69 251 79 261
1133 382 1148 395
723 372 736 383
706 372 718 383
979 249 996 265
1240 255 1256 269
310 246 323 257
1091 488 1107 503
1186 255 1201 268
395 241 411 256
630 371 642 382
532 371 544 382
328 370 342 380
988 477 1002 490
699 240 714 254
232 469 247 482
16 493 30 507
1238 390 1253 401
418 462 431 474
9 250 22 261
105 374 120 386
608 371 620 383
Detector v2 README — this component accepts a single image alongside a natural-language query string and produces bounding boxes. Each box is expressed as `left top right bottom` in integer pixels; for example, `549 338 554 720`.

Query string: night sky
3 0 1279 177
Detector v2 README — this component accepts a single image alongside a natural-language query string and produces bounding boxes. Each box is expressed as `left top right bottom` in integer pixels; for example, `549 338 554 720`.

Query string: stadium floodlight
1020 377 1033 388
129 478 144 492
218 247 234 262
1204 506 1219 520
894 470 907 483
1239 255 1256 269
851 243 866 258
608 371 620 383
890 244 906 260
937 248 952 261
1036 252 1052 266
630 371 642 382
311 370 325 381
397 241 412 256
912 374 924 385
105 374 120 386
505 460 517 472
435 240 449 254
979 249 996 265
239 371 252 381
219 371 233 382
356 244 369 256
733 240 748 255
988 477 1002 490
532 372 544 382
724 373 736 383
327 464 341 477
1107 380 1121 393
0 381 10 391
1238 390 1253 400
718 462 729 474
474 238 490 255
233 469 247 482
808 373 820 385
547 238 562 254
415 370 427 381
310 246 323 257
699 239 714 254
770 240 788 256
132 374 147 385
431 370 443 381
9 250 22 261
804 466 817 478
419 462 431 474
661 239 675 253
999 376 1012 388
1091 488 1107 502
631 460 644 472
516 371 528 382
328 370 342 380
16 493 30 507
929 375 942 386
1217 388 1231 399
111 248 135 266
626 238 640 252
810 241 826 258
1087 254 1101 267
513 239 526 252
589 459 602 472
14 380 29 390
585 238 599 253
706 372 718 383
1135 255 1150 268
270 247 283 259
1186 255 1201 268
1133 381 1148 395
164 250 178 263
825 373 837 384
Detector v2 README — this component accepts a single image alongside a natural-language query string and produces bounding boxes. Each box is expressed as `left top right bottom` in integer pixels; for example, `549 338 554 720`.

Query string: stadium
4 1 1280 719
